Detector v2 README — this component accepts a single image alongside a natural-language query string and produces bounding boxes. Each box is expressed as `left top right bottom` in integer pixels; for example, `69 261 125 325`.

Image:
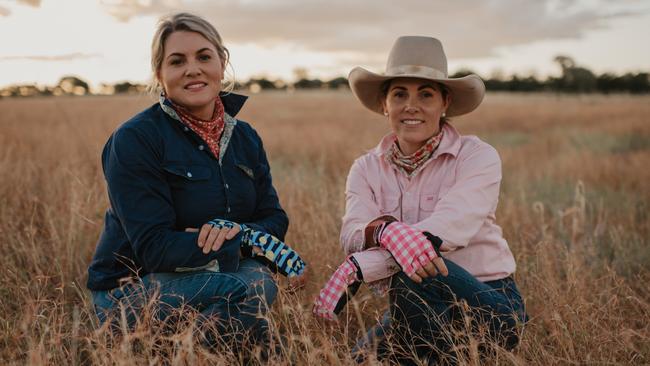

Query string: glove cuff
347 255 364 282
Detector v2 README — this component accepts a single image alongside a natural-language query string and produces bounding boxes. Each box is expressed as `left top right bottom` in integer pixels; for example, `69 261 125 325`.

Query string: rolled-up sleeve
413 143 502 251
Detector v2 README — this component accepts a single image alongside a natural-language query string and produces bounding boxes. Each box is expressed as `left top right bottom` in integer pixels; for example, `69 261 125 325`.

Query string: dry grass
0 91 649 365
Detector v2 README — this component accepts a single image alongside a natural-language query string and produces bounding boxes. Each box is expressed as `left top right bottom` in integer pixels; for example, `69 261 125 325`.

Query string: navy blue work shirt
87 93 288 291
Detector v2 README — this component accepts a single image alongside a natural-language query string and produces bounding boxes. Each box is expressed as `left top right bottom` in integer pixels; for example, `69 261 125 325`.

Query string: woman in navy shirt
87 12 294 349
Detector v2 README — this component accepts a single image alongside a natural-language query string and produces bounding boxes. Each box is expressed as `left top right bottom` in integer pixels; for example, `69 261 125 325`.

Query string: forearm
131 228 239 273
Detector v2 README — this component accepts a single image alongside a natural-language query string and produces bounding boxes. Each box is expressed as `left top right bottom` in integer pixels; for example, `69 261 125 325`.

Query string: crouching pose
314 36 527 364
86 12 306 353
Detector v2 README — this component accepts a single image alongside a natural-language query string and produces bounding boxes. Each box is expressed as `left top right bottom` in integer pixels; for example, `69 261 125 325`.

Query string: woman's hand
376 221 448 283
185 223 241 253
414 232 448 282
412 256 448 283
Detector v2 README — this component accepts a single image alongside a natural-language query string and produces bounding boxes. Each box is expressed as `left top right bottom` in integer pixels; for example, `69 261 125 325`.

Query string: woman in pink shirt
314 36 527 363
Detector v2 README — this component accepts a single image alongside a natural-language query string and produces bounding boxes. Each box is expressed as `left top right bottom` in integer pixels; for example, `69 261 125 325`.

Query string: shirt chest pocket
163 164 213 188
420 193 437 212
419 181 453 219
162 163 220 227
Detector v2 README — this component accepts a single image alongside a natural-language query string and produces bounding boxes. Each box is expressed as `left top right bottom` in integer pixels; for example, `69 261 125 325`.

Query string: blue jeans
357 259 527 364
91 258 277 348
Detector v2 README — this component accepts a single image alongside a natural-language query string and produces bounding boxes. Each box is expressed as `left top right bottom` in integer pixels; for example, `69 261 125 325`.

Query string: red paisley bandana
387 129 444 177
170 98 226 158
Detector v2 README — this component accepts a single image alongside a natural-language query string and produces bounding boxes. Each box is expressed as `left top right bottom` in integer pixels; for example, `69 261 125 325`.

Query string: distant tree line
0 77 149 98
453 55 649 94
1 56 648 98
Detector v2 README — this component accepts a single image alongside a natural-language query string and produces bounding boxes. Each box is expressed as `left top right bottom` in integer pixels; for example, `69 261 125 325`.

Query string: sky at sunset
1 0 649 90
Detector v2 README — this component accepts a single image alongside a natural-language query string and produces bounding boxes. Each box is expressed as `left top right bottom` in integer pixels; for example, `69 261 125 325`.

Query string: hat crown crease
385 65 447 79
386 36 448 76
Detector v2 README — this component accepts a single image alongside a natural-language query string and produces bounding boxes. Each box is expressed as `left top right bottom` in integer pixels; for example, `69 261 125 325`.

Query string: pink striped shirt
340 122 516 283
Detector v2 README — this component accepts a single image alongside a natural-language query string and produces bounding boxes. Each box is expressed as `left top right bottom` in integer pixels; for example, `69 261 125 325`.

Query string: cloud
1 0 42 17
0 53 102 61
17 0 41 7
1 0 43 17
99 0 644 63
101 0 183 22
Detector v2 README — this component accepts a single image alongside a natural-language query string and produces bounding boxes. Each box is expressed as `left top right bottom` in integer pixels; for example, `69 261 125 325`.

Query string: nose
404 96 419 113
184 60 202 77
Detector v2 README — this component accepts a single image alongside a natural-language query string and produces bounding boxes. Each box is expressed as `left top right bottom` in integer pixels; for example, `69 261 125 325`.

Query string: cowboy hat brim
348 66 485 117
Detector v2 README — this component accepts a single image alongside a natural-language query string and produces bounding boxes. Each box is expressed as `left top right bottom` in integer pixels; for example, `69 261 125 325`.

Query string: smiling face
157 30 224 120
381 77 451 155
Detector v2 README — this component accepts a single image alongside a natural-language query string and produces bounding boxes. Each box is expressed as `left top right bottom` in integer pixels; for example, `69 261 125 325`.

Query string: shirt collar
370 122 462 159
160 91 248 119
219 92 248 117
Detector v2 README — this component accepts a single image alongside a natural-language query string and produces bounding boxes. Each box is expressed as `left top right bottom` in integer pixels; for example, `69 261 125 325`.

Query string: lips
401 119 424 125
184 82 207 90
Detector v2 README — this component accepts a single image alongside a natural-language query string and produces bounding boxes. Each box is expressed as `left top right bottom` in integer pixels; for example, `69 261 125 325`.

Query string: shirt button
227 207 231 213
198 145 204 151
225 184 229 189
186 172 192 178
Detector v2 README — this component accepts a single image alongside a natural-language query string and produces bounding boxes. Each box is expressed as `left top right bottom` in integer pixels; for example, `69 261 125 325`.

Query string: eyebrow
390 84 437 91
166 48 214 60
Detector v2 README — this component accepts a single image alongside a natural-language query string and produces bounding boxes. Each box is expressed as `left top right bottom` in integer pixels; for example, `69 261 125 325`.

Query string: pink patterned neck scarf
170 97 225 158
386 129 444 177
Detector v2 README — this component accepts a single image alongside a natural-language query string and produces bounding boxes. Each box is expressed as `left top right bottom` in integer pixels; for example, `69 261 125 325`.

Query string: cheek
385 100 401 114
423 104 443 117
159 69 176 89
213 66 225 82
388 116 401 130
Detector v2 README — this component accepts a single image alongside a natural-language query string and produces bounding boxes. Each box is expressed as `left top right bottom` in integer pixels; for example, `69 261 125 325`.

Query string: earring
441 112 446 118
383 111 389 116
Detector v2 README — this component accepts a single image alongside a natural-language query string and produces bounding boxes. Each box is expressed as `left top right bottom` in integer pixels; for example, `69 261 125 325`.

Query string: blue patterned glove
207 219 307 278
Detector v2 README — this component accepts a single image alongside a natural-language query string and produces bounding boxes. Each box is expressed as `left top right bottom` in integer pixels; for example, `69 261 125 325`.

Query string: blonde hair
149 12 234 94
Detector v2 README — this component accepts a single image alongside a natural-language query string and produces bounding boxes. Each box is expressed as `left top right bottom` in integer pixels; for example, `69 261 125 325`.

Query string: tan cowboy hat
349 36 485 117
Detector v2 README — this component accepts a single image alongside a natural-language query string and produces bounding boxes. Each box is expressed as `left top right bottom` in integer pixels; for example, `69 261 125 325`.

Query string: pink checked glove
313 255 362 321
376 221 441 277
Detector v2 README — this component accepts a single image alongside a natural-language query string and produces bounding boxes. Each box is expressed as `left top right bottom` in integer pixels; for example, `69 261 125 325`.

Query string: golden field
0 91 649 365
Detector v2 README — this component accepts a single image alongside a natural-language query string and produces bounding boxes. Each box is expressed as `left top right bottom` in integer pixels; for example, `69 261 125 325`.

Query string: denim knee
238 259 278 310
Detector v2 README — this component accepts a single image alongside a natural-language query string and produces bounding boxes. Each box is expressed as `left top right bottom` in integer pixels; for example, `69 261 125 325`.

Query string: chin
183 96 213 108
402 133 428 143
